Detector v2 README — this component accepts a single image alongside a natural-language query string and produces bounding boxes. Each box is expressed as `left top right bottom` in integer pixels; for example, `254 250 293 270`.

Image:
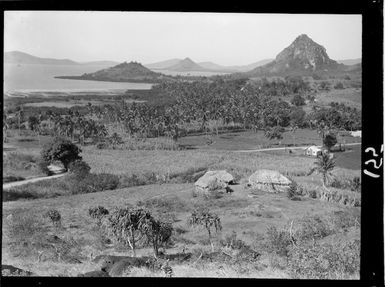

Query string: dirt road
3 173 67 190
235 142 361 153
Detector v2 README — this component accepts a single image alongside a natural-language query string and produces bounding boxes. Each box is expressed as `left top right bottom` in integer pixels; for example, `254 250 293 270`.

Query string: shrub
291 94 306 106
287 182 301 201
264 226 292 257
334 82 344 89
68 160 91 179
287 240 360 279
69 173 120 194
43 209 62 228
350 177 361 192
118 174 149 188
323 133 338 151
330 209 360 232
89 206 109 224
307 189 319 199
41 137 82 170
319 188 361 207
220 231 248 250
296 215 332 241
96 141 108 149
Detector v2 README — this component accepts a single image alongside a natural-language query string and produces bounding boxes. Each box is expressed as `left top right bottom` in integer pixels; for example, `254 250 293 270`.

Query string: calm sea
4 64 153 95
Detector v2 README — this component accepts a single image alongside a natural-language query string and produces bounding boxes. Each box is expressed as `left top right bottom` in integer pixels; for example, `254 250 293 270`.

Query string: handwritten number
364 145 383 179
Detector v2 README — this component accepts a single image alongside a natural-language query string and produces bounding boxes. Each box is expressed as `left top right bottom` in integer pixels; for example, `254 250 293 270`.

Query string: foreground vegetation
3 74 361 278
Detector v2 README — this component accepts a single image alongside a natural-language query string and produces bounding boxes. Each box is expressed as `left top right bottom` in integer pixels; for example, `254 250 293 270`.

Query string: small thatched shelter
248 169 291 193
194 170 234 193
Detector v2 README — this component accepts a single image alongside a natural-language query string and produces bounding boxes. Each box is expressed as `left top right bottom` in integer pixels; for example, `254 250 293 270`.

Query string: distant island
55 61 173 83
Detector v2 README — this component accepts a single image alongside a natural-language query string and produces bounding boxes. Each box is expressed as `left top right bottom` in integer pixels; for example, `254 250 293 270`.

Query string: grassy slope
2 182 351 277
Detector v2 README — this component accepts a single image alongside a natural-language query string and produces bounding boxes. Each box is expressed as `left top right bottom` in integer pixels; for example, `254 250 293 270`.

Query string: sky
4 11 362 66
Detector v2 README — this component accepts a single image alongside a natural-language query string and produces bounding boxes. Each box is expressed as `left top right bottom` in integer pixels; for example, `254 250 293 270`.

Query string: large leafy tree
41 137 82 170
323 133 338 151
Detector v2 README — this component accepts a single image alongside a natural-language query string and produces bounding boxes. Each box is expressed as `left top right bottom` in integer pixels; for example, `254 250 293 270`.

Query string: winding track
235 142 361 153
3 173 67 190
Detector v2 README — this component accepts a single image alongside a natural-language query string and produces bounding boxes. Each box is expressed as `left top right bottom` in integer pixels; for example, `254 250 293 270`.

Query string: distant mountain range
6 37 361 83
5 50 360 76
337 58 362 66
144 58 274 73
4 51 119 66
242 34 361 77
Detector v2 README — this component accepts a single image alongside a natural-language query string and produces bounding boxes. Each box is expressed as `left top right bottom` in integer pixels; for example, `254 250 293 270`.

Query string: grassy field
82 147 318 179
179 129 361 151
2 126 361 278
313 88 362 109
2 181 359 277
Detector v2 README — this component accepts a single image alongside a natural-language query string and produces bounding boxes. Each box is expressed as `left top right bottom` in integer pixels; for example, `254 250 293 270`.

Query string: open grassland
82 147 317 179
2 181 360 278
314 88 362 109
2 127 361 278
179 129 361 151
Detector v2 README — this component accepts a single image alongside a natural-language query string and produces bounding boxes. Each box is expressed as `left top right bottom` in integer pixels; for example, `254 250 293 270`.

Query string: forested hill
55 61 172 83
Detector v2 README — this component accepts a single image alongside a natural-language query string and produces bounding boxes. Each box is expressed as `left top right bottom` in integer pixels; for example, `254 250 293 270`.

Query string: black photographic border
0 1 382 286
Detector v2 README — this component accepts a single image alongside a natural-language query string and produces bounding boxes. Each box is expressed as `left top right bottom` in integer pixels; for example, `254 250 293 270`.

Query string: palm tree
290 124 298 147
189 209 222 252
310 153 336 190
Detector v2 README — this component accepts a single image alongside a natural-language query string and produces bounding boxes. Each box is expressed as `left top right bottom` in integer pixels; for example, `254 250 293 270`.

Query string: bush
41 137 82 170
287 182 301 201
118 174 149 188
296 215 332 241
287 240 360 279
350 177 361 192
334 82 344 89
330 209 360 232
69 173 120 194
220 231 248 250
68 160 91 179
323 133 338 151
319 188 361 207
264 226 292 257
89 206 109 224
291 94 306 106
43 209 62 227
96 141 108 150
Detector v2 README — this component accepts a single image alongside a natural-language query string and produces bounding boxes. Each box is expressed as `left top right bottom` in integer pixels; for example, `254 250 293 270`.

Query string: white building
305 145 323 157
350 130 362 138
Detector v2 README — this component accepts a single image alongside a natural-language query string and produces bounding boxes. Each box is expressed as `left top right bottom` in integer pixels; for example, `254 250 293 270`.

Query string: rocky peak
275 34 336 70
